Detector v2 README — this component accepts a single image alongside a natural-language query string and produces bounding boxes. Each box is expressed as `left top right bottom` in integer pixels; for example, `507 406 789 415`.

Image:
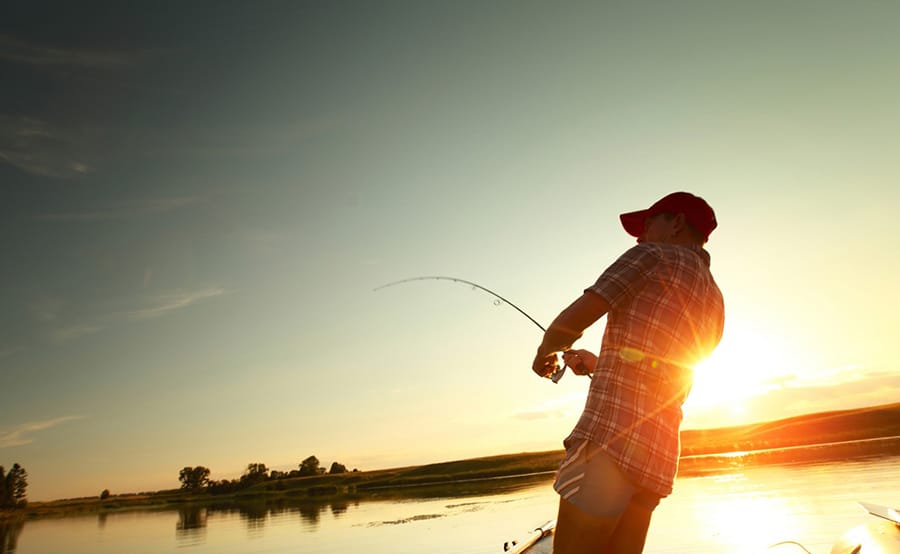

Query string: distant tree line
0 463 28 508
178 456 356 494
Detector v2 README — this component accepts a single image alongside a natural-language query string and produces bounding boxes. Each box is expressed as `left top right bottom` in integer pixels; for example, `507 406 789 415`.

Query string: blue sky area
2 1 900 500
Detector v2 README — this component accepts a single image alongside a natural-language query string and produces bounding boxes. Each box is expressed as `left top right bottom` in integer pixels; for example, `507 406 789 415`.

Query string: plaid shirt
565 243 724 497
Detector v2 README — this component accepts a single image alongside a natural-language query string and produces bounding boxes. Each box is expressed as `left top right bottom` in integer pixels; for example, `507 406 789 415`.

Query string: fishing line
767 541 813 553
373 275 568 382
374 276 546 331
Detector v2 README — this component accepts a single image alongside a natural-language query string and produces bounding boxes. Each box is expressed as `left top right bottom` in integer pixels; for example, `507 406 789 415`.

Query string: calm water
4 455 898 554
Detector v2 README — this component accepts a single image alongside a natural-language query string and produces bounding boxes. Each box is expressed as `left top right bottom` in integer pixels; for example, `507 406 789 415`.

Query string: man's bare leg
552 497 620 554
605 498 654 554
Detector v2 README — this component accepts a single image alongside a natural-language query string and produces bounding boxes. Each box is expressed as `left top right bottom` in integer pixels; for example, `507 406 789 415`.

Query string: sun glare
684 321 815 417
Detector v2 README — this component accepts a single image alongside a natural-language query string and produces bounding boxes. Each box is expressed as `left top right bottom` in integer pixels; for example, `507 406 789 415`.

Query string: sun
683 320 811 421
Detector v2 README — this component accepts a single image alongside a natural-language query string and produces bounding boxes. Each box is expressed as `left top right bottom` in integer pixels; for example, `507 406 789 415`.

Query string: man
532 192 725 553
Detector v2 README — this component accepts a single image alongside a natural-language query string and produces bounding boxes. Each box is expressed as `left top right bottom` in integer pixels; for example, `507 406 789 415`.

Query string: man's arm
532 291 610 377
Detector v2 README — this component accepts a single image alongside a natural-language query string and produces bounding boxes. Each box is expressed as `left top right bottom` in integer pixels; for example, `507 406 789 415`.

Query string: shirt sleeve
585 244 660 308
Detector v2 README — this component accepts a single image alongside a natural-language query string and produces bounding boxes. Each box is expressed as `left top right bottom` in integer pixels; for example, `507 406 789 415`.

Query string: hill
680 401 900 455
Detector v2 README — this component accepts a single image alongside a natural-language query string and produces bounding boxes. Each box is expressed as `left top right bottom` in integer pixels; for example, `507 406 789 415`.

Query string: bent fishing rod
373 275 571 383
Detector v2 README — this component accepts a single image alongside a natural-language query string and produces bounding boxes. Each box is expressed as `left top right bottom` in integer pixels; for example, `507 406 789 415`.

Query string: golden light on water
693 482 801 553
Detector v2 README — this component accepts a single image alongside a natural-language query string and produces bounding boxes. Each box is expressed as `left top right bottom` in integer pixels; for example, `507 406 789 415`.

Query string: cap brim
619 210 648 237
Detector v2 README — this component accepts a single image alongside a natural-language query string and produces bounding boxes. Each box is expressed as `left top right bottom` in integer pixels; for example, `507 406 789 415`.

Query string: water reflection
298 503 321 527
6 457 899 554
176 506 209 545
679 435 900 477
238 500 269 536
648 458 900 554
0 519 24 554
177 506 209 532
167 472 553 540
331 500 349 517
168 497 359 547
693 473 800 552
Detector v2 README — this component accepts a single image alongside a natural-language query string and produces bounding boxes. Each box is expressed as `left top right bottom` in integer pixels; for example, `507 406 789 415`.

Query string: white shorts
554 440 658 518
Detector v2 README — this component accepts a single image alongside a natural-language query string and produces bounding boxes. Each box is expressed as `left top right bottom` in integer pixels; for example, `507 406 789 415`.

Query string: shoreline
6 435 900 522
8 402 900 521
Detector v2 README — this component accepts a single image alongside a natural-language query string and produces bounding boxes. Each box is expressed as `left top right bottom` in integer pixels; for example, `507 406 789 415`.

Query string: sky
2 1 900 501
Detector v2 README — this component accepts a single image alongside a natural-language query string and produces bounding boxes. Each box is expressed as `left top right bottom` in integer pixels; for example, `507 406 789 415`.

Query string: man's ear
671 212 687 234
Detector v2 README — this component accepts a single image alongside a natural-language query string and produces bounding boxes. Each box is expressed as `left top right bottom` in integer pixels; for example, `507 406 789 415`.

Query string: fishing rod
373 275 569 382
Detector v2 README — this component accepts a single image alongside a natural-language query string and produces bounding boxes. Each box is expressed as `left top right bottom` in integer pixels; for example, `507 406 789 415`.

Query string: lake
3 454 898 553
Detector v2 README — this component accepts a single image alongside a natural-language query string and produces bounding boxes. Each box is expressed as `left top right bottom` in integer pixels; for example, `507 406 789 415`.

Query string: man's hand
562 349 597 376
531 292 609 378
532 349 559 378
532 292 609 379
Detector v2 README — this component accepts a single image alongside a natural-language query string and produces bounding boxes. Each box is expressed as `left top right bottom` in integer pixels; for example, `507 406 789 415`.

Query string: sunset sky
3 1 900 501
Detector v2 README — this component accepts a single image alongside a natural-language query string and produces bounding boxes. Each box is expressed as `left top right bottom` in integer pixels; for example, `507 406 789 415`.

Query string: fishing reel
548 351 593 384
549 357 567 383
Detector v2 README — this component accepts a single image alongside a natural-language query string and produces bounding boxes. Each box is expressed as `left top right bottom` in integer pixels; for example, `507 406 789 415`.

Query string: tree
299 456 320 476
100 489 111 500
4 464 27 507
207 479 240 495
0 466 7 507
328 462 347 474
241 463 268 484
178 466 211 490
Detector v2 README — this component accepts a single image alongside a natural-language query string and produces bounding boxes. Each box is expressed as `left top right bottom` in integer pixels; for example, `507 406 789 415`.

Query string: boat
830 502 900 554
503 502 900 553
502 520 554 553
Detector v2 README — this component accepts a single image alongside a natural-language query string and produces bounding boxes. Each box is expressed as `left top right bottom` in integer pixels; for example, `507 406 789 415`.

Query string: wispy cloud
126 287 230 320
0 35 153 179
30 286 231 344
778 364 865 388
51 325 102 343
684 368 900 429
38 196 204 222
0 416 84 449
752 373 900 423
513 392 586 421
0 115 93 178
29 297 105 343
0 34 142 68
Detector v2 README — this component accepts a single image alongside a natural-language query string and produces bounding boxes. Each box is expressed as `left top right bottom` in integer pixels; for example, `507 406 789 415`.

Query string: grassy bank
5 451 566 521
10 402 900 520
680 401 900 455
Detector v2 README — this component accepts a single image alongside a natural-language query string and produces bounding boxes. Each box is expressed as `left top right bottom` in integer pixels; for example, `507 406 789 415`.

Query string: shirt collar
686 244 711 266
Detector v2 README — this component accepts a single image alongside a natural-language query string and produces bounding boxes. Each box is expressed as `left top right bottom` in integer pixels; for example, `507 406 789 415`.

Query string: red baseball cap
619 192 717 241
